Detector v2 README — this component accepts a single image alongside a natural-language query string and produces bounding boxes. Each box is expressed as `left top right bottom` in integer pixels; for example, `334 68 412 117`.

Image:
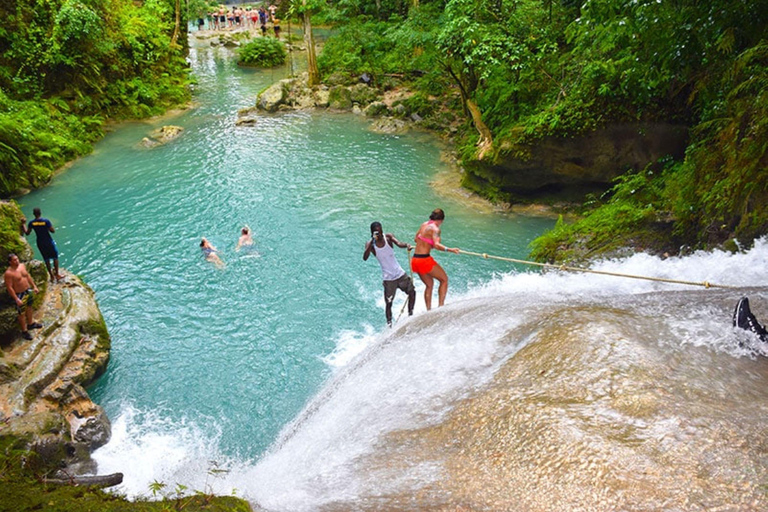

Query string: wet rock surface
0 271 111 471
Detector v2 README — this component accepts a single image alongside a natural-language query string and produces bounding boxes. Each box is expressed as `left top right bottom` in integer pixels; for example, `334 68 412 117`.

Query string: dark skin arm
363 233 412 261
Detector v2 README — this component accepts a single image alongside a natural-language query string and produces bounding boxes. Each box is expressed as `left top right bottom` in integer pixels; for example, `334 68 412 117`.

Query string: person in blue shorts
22 208 63 282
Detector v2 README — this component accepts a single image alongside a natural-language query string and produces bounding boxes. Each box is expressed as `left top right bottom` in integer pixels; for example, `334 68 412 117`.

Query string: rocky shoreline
0 269 113 479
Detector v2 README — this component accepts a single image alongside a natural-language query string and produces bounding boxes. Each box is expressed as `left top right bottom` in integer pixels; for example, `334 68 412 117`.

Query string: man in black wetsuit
22 207 64 282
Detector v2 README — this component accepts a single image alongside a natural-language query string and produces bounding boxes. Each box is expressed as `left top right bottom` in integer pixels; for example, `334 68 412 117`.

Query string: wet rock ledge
0 271 112 475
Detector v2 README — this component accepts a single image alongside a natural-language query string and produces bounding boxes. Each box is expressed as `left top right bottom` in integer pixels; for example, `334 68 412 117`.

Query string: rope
394 247 414 325
456 249 736 290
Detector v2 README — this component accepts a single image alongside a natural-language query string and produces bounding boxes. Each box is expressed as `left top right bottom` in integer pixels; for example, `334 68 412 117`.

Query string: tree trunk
170 0 181 48
466 98 493 159
302 8 319 86
44 472 124 489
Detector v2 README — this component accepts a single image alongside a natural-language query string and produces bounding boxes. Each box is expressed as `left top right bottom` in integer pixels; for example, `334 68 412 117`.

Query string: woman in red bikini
411 208 460 310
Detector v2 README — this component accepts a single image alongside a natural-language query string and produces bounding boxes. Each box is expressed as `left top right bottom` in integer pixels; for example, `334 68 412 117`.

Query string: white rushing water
93 238 768 510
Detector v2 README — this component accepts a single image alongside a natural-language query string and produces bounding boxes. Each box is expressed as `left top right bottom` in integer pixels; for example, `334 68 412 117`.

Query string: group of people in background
364 208 460 327
197 3 280 37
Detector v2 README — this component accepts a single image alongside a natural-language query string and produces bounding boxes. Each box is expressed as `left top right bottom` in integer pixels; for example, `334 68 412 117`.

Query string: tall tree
292 0 320 86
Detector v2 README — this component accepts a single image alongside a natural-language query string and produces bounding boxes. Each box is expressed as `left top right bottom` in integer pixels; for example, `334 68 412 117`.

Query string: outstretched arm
387 234 412 250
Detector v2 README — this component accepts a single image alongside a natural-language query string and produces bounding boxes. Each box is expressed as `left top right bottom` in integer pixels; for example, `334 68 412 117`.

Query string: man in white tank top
363 221 416 326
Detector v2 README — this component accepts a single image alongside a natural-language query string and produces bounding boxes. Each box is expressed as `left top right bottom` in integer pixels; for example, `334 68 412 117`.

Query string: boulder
139 125 184 148
349 83 378 107
236 107 259 126
365 101 390 117
467 122 689 197
328 86 353 110
369 117 408 134
257 79 291 112
0 271 112 465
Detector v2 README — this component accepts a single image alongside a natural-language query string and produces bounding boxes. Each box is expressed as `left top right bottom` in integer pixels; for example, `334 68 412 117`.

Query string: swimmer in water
200 238 224 267
236 226 254 251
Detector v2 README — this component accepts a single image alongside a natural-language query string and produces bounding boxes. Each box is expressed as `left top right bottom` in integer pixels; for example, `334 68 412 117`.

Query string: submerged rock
236 107 260 126
139 125 184 148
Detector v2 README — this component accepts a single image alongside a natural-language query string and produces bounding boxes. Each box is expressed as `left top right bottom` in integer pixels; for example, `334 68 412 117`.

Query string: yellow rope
456 249 736 289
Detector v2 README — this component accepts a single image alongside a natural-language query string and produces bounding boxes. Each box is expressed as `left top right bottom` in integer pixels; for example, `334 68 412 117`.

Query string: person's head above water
200 238 207 247
370 221 382 235
429 208 445 222
241 227 250 235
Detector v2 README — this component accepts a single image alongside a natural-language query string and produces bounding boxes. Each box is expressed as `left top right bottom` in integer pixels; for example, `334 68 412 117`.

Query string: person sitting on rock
4 254 42 340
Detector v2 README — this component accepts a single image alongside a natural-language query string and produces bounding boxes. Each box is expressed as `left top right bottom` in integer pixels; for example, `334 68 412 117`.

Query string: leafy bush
238 37 287 68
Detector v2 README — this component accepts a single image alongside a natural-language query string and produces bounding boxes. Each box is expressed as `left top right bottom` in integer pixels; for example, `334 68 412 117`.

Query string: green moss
0 436 253 512
78 317 111 351
0 201 29 262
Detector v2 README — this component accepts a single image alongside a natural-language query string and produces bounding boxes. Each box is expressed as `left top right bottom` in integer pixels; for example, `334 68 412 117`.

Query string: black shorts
37 240 58 261
383 274 414 303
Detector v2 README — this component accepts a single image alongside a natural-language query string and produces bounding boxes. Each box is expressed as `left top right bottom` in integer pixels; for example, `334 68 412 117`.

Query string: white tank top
373 238 405 281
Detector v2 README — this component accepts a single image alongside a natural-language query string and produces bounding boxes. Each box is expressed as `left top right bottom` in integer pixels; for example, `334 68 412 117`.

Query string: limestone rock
369 117 408 134
349 83 378 107
150 125 184 144
365 101 390 117
0 271 112 464
328 86 353 110
258 79 291 112
139 125 184 148
236 107 259 126
467 122 689 196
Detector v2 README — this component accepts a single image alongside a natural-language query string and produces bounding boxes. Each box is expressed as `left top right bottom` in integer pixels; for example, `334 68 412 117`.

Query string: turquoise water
18 42 554 460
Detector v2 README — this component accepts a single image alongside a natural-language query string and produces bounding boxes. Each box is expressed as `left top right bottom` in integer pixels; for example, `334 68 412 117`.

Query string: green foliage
668 42 768 247
0 0 191 198
318 20 394 77
238 37 288 68
529 166 673 263
0 202 28 262
0 436 252 512
0 90 100 196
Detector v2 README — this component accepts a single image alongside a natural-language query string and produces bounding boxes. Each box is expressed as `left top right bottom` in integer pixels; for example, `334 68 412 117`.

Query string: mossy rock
364 101 390 117
0 201 34 263
328 86 353 110
349 83 378 107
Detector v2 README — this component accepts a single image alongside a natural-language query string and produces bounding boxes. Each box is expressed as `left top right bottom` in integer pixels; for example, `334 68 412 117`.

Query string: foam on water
92 239 768 509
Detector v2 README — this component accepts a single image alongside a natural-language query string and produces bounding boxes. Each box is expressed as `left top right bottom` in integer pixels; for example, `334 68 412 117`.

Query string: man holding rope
363 221 415 327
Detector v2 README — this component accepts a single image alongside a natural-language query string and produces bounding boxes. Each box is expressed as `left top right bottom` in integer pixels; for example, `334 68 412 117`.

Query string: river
17 32 768 512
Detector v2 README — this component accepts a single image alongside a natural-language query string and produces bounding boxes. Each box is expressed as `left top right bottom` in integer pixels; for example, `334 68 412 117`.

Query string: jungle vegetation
0 436 252 512
1 0 766 259
238 37 288 67
0 0 193 196
312 0 768 259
